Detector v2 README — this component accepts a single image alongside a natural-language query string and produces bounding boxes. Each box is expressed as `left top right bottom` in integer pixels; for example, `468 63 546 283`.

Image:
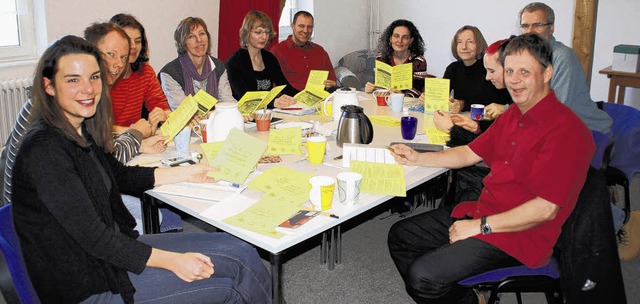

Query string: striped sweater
110 64 170 127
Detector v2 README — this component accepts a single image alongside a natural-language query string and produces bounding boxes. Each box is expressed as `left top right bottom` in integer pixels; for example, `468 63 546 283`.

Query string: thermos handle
323 92 335 116
357 112 374 144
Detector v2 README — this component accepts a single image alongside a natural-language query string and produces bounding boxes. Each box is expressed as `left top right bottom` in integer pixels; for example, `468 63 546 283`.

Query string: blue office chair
590 130 612 170
458 258 562 304
0 204 39 303
603 103 640 222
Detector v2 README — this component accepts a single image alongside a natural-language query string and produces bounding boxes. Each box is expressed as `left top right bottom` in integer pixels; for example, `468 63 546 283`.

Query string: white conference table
136 94 449 304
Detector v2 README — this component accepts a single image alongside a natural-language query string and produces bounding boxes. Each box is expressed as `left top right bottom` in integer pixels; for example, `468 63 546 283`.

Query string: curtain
217 0 282 62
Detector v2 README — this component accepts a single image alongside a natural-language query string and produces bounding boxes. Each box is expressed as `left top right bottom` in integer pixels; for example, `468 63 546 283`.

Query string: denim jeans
388 205 520 304
81 232 272 303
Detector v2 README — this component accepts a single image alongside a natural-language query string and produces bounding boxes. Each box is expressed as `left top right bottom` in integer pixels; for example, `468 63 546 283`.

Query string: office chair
603 103 640 222
0 204 39 303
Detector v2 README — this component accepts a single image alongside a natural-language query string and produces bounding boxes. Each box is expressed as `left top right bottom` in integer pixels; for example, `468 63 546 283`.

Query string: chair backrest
603 103 640 180
590 130 612 170
2 97 33 205
0 204 39 303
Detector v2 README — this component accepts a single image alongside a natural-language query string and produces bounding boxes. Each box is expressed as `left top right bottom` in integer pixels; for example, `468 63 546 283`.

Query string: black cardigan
225 48 299 107
11 121 155 303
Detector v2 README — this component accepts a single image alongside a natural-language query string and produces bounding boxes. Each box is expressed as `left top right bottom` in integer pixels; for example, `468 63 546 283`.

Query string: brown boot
619 211 640 261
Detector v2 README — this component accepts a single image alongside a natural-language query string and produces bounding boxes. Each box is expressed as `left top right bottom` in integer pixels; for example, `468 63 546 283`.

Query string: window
278 0 314 42
0 0 36 62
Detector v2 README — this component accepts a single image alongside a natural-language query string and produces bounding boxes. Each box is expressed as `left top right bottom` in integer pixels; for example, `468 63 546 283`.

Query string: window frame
0 0 37 63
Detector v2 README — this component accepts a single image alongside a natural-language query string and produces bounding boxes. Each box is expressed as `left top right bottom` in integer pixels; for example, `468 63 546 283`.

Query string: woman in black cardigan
11 36 271 304
226 10 299 109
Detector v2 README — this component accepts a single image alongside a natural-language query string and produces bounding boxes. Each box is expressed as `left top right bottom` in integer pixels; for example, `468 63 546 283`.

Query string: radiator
0 78 32 146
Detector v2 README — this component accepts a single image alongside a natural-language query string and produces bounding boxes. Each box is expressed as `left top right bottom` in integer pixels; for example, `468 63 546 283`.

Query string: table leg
617 85 626 104
328 228 336 270
321 231 328 264
270 252 284 304
336 225 342 265
142 193 161 234
607 77 616 103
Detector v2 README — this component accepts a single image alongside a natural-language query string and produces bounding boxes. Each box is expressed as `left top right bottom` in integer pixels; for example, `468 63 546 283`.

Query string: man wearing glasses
519 2 612 135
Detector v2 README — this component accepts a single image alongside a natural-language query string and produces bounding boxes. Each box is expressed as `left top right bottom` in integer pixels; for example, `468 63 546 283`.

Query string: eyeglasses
520 23 552 30
251 30 271 36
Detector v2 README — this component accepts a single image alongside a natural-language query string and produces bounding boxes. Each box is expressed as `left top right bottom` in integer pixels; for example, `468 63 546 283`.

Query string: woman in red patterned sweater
109 13 171 136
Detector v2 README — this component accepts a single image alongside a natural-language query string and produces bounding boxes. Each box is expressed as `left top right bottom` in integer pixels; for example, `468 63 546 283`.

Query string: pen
319 212 339 219
281 107 302 110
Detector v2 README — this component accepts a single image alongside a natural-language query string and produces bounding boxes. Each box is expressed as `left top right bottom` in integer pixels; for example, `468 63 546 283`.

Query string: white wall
314 0 639 108
0 0 219 81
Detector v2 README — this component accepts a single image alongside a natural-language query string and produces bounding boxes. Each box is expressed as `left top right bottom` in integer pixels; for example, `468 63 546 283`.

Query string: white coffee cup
336 172 363 205
388 93 404 112
174 126 191 153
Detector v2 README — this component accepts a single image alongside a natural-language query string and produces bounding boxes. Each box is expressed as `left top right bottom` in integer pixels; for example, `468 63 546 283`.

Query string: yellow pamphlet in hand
305 70 329 92
223 197 300 238
208 128 267 184
200 141 225 163
375 60 412 91
248 166 314 205
237 85 286 115
293 88 330 108
160 95 198 144
423 78 450 112
193 89 218 115
267 126 303 155
350 160 406 197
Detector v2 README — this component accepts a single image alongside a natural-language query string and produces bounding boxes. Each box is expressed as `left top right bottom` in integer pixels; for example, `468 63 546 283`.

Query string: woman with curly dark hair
364 19 427 98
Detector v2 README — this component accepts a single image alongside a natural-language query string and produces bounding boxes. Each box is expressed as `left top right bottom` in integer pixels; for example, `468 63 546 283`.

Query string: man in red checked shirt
270 10 337 91
387 33 594 304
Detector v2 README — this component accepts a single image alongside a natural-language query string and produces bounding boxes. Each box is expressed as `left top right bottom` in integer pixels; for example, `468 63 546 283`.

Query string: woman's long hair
377 19 425 64
31 35 114 152
110 13 149 73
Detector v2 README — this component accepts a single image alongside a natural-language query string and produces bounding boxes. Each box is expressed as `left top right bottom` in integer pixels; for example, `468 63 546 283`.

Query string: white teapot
207 102 244 142
322 87 359 121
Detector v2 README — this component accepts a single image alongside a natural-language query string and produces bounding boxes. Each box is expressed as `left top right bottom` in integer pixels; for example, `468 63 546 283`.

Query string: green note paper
248 166 314 205
223 197 300 238
208 128 267 184
350 160 406 197
200 141 225 163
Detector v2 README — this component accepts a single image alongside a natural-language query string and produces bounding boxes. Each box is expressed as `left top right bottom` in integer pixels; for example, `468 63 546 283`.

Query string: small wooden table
599 66 640 104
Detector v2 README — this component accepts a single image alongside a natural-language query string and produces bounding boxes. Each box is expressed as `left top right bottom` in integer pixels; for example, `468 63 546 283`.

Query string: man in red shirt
270 11 337 91
388 33 594 303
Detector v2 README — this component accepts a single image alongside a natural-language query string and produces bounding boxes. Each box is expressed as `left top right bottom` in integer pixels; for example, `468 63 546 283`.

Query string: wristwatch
480 216 492 235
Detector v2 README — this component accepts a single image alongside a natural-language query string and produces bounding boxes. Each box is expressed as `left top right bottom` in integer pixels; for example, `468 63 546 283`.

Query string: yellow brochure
305 70 329 91
267 126 303 155
293 88 330 108
423 78 450 112
375 60 412 91
248 166 314 205
349 160 406 197
207 128 267 184
160 95 198 144
200 141 225 163
193 89 218 115
223 197 300 238
237 85 286 115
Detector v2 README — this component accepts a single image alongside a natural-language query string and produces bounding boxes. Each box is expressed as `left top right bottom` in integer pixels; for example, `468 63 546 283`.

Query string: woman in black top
226 10 299 108
11 36 271 303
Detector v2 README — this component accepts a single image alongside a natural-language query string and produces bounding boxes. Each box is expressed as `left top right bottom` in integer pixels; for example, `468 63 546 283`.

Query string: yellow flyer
349 160 406 197
237 85 286 115
160 95 198 144
267 127 303 155
423 78 450 112
223 197 300 238
305 70 329 91
293 88 330 108
375 60 412 90
207 128 267 184
248 166 314 205
193 89 218 115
